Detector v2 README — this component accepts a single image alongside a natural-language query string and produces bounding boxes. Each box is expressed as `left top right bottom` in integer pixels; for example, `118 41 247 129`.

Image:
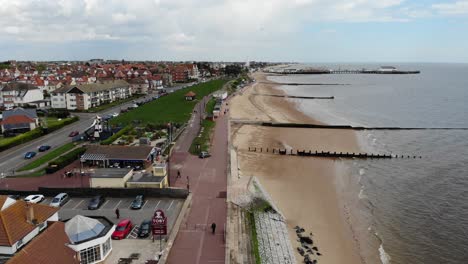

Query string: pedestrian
115 208 120 219
187 183 190 192
211 223 216 234
177 170 181 178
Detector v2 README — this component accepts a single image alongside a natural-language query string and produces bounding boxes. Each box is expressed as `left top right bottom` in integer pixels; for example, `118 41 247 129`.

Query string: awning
81 153 107 161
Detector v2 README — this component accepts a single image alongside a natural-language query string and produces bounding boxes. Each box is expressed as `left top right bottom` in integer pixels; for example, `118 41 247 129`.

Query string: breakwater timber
247 147 422 159
251 93 334 100
259 81 349 86
267 69 420 75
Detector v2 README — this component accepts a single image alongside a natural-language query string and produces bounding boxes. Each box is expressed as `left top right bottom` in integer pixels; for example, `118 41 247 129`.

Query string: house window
17 238 24 248
80 245 102 264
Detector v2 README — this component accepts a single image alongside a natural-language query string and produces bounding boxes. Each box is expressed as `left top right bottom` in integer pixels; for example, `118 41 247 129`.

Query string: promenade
167 98 228 263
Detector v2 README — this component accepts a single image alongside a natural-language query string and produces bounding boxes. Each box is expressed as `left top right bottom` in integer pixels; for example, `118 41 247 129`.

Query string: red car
112 219 133 240
68 131 79 137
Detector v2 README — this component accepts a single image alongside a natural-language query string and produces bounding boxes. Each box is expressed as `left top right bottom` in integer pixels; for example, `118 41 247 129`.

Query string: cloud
433 1 468 15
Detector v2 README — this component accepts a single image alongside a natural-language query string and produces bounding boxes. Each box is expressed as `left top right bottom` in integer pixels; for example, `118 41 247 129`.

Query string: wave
379 244 391 264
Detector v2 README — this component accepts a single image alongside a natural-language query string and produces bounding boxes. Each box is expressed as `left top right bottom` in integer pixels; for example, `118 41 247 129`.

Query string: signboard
152 209 167 236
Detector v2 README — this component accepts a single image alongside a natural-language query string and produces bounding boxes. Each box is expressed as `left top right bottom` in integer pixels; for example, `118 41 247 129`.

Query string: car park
198 151 211 159
68 131 79 137
138 220 151 238
130 195 145 210
88 195 105 210
24 151 36 159
50 193 70 207
24 194 45 203
38 145 51 152
112 219 133 240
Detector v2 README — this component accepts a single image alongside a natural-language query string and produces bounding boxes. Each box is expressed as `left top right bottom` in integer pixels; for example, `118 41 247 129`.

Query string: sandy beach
230 72 364 263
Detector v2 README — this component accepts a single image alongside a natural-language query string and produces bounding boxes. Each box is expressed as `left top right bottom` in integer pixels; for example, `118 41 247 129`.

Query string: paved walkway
167 99 228 263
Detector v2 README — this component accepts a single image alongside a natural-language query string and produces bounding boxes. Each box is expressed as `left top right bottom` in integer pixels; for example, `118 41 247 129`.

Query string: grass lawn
85 94 143 113
110 79 228 126
18 142 76 171
10 170 46 178
46 117 75 127
189 119 216 155
206 98 216 114
248 211 261 264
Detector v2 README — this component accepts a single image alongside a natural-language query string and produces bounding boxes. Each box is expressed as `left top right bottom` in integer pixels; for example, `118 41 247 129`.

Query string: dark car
138 220 152 238
198 151 211 159
88 195 105 210
24 151 36 159
38 145 51 152
130 195 145 210
68 131 79 137
8 194 21 200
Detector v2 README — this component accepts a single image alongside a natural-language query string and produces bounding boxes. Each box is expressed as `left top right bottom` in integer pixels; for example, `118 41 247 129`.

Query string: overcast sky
0 0 467 62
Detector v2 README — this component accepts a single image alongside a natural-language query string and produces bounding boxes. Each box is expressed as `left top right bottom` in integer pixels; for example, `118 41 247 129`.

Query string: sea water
269 63 468 264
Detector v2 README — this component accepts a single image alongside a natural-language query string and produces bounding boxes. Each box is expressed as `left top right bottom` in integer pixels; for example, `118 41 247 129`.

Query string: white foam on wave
358 188 368 199
359 168 366 176
379 244 391 264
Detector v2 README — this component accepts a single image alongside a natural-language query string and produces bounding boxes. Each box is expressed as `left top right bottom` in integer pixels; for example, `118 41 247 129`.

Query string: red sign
152 209 167 236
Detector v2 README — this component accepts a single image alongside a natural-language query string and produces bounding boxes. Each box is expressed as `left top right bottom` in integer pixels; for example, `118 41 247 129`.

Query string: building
378 66 397 72
185 91 196 101
50 80 130 110
80 145 155 168
89 168 134 188
128 77 149 94
0 196 59 255
6 215 115 264
213 91 228 101
170 65 190 83
1 108 39 134
0 82 44 109
126 162 169 188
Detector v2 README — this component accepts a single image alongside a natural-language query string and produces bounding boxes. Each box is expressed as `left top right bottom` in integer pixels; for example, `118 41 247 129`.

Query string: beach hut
185 91 196 101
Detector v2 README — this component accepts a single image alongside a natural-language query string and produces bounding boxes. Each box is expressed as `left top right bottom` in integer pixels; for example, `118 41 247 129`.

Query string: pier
247 147 422 159
265 68 420 75
259 82 349 86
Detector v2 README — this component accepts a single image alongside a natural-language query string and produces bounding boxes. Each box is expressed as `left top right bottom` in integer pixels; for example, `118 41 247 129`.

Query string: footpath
166 97 229 263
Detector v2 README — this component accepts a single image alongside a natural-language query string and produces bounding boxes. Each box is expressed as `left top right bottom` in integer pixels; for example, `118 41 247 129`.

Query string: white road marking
114 200 122 210
154 200 161 210
101 200 109 209
167 200 174 211
73 200 84 209
141 200 148 209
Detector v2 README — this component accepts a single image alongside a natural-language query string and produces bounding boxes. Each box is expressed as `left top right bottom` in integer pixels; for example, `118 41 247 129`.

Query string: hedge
0 116 79 152
100 125 132 145
46 147 86 174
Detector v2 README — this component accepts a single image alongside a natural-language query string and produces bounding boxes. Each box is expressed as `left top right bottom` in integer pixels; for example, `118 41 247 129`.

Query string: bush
46 147 86 174
101 125 132 145
47 116 79 133
0 128 43 152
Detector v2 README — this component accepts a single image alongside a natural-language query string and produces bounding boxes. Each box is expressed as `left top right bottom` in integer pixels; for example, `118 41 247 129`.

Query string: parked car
68 131 79 137
38 145 51 152
111 112 119 118
24 151 36 159
88 195 105 210
138 220 152 238
130 195 145 210
8 194 21 200
24 194 45 204
50 193 69 207
198 151 211 159
112 219 133 240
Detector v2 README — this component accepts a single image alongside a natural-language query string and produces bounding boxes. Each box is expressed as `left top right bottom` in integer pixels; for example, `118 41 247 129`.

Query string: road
0 83 191 176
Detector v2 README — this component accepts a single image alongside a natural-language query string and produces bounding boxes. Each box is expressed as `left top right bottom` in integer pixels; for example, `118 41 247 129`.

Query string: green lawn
110 79 228 126
46 117 75 127
248 211 261 264
18 143 76 171
206 98 216 114
189 119 215 155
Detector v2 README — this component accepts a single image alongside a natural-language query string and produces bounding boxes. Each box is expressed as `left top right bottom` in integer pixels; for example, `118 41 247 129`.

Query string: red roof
1 115 35 125
185 91 196 97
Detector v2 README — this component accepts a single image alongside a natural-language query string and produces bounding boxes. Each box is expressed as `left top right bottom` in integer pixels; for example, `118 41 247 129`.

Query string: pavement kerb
158 192 193 264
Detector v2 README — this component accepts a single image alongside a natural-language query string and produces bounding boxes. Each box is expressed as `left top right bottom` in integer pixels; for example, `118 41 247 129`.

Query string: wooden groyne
251 93 334 100
256 122 468 131
259 81 349 86
266 70 420 75
247 147 422 159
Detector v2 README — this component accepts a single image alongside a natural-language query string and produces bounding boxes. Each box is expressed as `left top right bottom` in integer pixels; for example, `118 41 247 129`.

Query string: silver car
50 193 69 207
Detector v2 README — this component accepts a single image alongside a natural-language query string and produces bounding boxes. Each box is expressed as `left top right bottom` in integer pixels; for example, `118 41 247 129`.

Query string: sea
268 63 468 264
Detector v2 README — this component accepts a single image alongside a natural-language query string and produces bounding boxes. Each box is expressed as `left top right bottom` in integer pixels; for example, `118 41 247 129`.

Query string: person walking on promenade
177 170 181 178
115 208 120 219
211 223 216 234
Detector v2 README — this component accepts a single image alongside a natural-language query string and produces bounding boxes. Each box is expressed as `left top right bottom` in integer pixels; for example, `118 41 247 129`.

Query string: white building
0 82 44 109
51 80 131 110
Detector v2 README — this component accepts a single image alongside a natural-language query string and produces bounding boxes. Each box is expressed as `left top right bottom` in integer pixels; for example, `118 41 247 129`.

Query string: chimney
25 203 37 225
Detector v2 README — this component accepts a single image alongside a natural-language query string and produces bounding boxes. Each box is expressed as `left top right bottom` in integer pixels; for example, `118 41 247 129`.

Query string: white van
50 193 69 207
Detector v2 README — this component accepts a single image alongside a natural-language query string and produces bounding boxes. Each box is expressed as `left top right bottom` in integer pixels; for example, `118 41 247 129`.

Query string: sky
0 0 467 63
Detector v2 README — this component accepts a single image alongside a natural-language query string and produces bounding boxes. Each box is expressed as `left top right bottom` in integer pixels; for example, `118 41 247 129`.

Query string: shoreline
230 72 369 263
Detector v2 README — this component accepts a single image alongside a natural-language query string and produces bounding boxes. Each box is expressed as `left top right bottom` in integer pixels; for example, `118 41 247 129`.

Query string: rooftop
89 168 133 178
82 145 154 161
63 216 114 245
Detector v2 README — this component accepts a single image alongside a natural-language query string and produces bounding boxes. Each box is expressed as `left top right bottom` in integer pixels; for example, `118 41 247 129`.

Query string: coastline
230 72 366 263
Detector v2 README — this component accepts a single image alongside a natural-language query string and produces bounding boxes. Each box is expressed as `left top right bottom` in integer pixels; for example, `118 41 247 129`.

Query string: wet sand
230 72 364 263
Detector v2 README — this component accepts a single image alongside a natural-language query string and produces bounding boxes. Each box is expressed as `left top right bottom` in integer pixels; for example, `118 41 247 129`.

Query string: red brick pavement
167 104 229 263
0 160 90 191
